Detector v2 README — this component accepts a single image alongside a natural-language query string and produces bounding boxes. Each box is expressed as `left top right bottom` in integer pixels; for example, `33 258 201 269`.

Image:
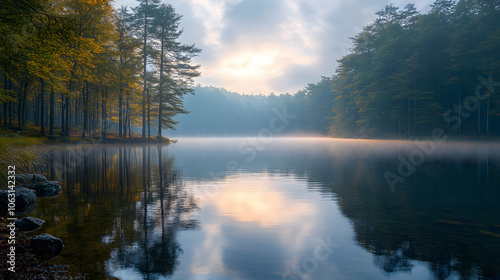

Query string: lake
33 137 500 279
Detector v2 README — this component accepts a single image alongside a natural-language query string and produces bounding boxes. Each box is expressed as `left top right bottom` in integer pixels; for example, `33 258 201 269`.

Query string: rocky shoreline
0 174 81 278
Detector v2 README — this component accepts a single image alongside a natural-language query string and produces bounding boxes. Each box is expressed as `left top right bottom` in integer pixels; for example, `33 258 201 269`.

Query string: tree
132 0 161 139
153 4 200 138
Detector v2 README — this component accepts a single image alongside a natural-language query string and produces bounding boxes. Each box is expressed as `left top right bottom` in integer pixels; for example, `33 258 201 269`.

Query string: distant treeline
0 0 199 139
170 84 332 136
331 0 500 138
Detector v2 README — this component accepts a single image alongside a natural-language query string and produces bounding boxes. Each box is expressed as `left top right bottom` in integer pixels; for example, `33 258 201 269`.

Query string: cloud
113 0 436 94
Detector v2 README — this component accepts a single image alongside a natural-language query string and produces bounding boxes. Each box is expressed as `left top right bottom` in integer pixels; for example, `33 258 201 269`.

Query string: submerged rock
30 234 64 260
0 187 37 216
15 217 44 232
28 181 62 197
15 174 48 185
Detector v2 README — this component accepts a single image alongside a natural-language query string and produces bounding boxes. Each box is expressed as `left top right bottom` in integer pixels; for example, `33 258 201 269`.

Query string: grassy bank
0 136 44 181
0 125 172 145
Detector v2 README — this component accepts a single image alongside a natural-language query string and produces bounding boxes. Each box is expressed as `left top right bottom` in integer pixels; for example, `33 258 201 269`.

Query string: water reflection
169 138 500 279
296 139 500 280
37 144 199 279
34 138 500 280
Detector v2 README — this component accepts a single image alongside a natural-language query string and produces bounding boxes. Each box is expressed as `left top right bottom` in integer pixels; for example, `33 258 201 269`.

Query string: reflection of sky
104 138 494 279
189 173 317 278
171 171 433 280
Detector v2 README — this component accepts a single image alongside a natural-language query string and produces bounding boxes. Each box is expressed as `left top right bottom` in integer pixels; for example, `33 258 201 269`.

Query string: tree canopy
0 0 200 139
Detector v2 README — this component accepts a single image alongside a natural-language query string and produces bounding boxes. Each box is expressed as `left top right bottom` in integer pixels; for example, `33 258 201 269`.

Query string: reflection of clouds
189 173 319 278
215 176 314 227
191 223 225 276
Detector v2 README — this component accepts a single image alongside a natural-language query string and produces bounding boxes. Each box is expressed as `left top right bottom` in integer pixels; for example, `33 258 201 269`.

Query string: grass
0 136 45 183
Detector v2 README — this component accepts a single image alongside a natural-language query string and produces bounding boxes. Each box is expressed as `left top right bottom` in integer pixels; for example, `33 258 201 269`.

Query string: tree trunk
147 87 150 138
158 34 164 139
127 90 132 139
119 84 123 138
49 87 54 136
61 92 65 135
3 74 7 126
82 81 89 138
74 92 78 132
141 0 149 139
102 86 107 138
40 78 45 135
413 97 416 134
486 95 490 135
407 98 410 136
478 101 481 135
35 83 39 126
22 78 29 126
458 89 461 134
8 101 12 125
17 84 22 126
65 95 70 136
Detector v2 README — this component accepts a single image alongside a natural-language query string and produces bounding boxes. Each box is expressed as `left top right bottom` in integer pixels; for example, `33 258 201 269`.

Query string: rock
15 174 48 185
30 234 64 260
15 217 44 232
0 187 37 216
28 181 62 197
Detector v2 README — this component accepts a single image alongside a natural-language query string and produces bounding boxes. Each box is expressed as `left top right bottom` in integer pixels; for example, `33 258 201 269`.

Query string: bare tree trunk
141 0 149 139
486 96 490 135
40 78 45 135
158 34 164 139
65 95 70 136
82 81 89 138
49 87 54 136
119 84 123 138
61 93 65 135
3 74 7 126
478 101 481 135
413 97 416 134
102 86 107 138
458 89 461 134
147 87 150 138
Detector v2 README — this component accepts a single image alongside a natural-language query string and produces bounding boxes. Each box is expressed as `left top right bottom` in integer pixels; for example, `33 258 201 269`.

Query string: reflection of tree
34 145 199 279
300 148 500 280
110 145 199 279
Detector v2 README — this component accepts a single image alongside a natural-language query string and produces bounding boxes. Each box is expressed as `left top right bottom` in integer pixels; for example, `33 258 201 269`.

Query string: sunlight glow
217 49 279 78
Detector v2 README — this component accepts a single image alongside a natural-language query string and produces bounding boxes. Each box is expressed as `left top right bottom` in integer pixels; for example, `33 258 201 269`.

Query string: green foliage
329 0 500 138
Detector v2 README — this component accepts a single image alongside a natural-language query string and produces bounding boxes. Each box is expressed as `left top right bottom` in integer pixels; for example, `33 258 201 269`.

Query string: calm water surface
33 138 500 280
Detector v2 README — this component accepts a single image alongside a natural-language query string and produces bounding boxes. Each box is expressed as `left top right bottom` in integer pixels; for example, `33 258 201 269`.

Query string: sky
113 0 435 95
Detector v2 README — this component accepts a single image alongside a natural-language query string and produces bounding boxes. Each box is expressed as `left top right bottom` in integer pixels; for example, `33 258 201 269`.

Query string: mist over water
35 138 500 279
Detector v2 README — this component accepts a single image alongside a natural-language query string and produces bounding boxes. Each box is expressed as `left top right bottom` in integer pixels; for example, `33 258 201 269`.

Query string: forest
0 0 199 139
329 0 500 138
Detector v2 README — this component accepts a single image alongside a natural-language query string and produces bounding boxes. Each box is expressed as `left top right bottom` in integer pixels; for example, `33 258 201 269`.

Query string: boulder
15 217 44 232
30 234 64 260
0 187 37 216
15 174 48 185
28 181 62 197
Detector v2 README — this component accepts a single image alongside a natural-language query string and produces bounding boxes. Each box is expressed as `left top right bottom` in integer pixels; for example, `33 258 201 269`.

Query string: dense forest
330 0 500 138
0 0 199 139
